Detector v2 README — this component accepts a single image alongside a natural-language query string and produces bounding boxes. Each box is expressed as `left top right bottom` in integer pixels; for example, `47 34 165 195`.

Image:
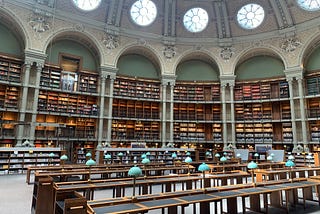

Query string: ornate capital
24 50 47 66
100 66 118 79
161 74 176 86
220 75 236 87
284 66 304 80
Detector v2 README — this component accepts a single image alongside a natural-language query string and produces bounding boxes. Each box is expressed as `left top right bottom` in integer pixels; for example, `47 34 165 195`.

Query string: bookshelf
0 111 18 139
234 79 289 101
113 77 160 100
306 74 320 95
0 56 22 83
40 66 61 89
38 90 98 115
78 72 98 93
235 123 273 143
174 83 220 101
173 122 206 141
0 148 62 174
0 84 19 108
310 121 320 142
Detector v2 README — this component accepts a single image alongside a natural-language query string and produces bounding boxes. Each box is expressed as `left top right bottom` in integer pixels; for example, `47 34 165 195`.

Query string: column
229 84 236 144
287 78 298 147
169 85 174 145
106 76 116 147
221 84 227 149
29 62 44 146
297 78 308 147
16 62 32 146
97 74 106 149
161 83 167 147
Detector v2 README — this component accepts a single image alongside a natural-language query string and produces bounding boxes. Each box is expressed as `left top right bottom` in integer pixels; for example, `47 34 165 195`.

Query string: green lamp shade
254 153 259 157
128 166 142 177
118 152 124 157
220 156 227 162
186 152 191 156
205 151 211 156
285 160 295 167
145 152 151 156
49 152 55 158
214 153 220 158
247 161 258 169
288 155 295 160
60 154 68 161
142 158 150 165
184 157 192 164
86 152 92 157
104 154 111 159
171 152 177 158
267 155 273 161
141 154 147 159
236 153 241 157
223 152 227 156
198 163 210 172
271 153 275 157
86 158 96 166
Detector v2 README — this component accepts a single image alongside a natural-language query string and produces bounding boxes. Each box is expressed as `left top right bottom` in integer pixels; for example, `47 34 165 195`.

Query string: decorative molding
280 37 302 52
138 38 147 46
36 0 54 8
102 33 120 50
220 47 234 61
163 45 176 59
28 10 52 36
73 23 85 32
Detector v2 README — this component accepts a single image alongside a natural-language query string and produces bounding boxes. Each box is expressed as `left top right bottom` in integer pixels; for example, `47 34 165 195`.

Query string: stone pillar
97 73 106 149
161 82 167 147
221 84 227 149
16 62 32 146
297 77 308 149
229 84 236 144
169 84 174 146
287 78 297 146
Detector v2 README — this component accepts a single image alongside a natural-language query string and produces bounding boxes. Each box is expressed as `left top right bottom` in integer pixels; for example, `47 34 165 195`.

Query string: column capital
220 75 235 87
284 66 304 81
100 65 118 79
161 74 176 86
24 49 47 67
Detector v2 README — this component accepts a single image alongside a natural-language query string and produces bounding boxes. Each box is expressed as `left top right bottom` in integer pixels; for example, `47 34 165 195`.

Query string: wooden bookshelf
174 83 220 101
78 72 98 93
0 84 19 108
234 79 289 101
38 90 98 115
0 56 22 83
306 73 320 96
112 120 160 141
113 77 160 100
40 66 62 89
0 148 62 174
173 122 206 141
0 111 18 139
236 123 273 143
310 121 320 142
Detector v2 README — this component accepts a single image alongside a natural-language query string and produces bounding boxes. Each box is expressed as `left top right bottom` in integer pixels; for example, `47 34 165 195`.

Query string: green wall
117 54 159 79
176 60 219 81
0 23 23 57
306 46 320 71
236 56 285 80
46 40 98 71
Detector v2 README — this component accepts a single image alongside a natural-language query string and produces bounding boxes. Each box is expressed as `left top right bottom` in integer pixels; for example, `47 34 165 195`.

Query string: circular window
72 0 101 11
130 0 157 26
297 0 320 11
237 3 265 30
183 8 209 33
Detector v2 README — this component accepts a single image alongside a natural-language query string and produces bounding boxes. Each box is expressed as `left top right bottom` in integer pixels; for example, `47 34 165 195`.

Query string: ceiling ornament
220 47 234 61
163 45 176 59
28 14 51 34
36 0 54 7
280 37 302 52
102 33 119 50
73 23 85 32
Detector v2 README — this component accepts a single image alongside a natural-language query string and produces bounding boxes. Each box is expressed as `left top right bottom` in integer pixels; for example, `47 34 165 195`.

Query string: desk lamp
306 154 313 167
236 153 241 164
184 156 192 175
141 158 150 178
198 163 210 190
48 152 55 166
247 161 258 186
86 158 96 182
214 153 220 165
60 154 68 171
104 154 112 167
128 166 142 200
220 156 227 173
267 155 273 169
285 160 295 182
117 152 124 164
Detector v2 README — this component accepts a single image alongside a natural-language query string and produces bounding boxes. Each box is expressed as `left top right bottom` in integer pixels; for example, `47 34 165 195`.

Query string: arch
42 29 104 69
233 46 287 75
0 7 28 55
114 44 163 77
299 32 320 70
174 49 222 77
176 60 219 81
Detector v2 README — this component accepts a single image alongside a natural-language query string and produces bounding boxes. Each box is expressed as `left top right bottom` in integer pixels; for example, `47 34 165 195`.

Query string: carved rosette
220 47 234 61
102 33 120 50
73 23 85 32
280 37 302 52
163 45 176 59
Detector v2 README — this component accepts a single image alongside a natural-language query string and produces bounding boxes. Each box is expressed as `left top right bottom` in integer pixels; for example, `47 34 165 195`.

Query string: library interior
2 0 320 213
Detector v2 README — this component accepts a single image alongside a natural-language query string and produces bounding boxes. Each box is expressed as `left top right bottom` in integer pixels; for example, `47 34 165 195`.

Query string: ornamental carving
220 47 234 61
102 34 119 50
280 37 302 52
163 45 176 59
28 14 50 33
74 23 84 32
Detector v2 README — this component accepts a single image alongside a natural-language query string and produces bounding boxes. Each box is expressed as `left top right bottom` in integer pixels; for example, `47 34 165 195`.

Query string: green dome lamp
171 152 177 165
236 153 241 164
104 154 112 167
48 152 55 166
184 156 193 175
60 154 68 171
247 161 258 186
128 166 142 200
198 163 210 190
220 156 228 173
254 153 259 163
141 158 150 178
86 158 96 182
214 153 220 165
285 159 295 182
117 152 124 164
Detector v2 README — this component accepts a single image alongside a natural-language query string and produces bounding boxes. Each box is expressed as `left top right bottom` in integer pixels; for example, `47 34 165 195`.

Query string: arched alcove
176 60 219 81
305 46 320 72
0 23 23 57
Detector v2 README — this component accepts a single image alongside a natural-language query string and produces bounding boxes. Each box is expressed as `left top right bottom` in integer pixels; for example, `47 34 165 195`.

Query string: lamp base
131 196 138 202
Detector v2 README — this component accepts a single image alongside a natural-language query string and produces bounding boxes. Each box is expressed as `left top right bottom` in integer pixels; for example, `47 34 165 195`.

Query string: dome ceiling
48 0 320 45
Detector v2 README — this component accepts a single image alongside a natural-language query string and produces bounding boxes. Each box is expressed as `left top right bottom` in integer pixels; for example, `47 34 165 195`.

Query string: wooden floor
1 174 320 214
